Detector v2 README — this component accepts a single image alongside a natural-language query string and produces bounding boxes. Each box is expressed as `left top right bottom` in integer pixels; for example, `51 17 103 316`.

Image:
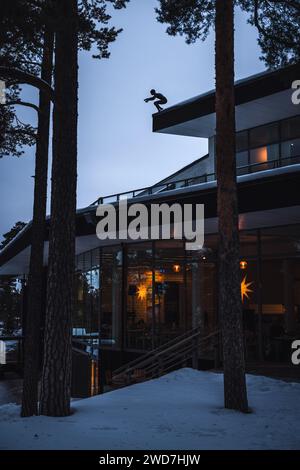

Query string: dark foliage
156 0 300 68
0 276 22 336
0 0 129 158
241 0 300 68
0 221 27 250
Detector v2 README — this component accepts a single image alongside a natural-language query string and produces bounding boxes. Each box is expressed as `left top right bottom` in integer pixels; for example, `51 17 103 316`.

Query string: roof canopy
153 63 300 138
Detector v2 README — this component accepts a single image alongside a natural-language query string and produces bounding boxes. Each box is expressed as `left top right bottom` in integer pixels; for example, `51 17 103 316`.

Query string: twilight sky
0 0 265 241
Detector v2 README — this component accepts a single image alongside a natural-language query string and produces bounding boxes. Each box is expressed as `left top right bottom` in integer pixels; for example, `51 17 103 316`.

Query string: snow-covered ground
0 368 299 450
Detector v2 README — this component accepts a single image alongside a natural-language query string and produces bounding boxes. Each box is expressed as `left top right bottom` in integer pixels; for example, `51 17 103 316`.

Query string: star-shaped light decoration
241 275 253 302
137 284 147 301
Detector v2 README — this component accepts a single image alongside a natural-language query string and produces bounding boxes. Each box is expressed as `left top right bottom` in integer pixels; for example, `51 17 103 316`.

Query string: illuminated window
250 144 279 165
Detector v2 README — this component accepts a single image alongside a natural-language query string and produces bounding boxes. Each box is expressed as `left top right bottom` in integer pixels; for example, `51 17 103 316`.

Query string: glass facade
235 115 300 175
126 243 153 349
74 224 300 384
74 240 218 353
101 246 122 346
238 226 300 362
0 277 24 367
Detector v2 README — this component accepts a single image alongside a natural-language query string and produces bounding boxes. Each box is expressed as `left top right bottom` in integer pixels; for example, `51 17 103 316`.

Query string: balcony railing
237 154 300 176
90 154 300 207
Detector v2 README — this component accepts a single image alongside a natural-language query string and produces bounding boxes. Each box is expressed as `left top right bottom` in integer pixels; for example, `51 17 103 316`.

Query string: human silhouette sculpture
144 89 168 112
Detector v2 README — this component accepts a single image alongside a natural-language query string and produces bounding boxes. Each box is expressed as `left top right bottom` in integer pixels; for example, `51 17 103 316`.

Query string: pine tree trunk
215 0 248 412
21 28 54 417
40 0 78 417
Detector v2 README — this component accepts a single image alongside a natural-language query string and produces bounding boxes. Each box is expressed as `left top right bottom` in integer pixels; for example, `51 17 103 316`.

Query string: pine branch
0 66 54 101
1 100 40 113
253 0 298 50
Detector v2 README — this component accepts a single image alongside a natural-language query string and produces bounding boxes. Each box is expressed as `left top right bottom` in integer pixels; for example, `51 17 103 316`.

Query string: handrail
112 326 201 376
112 329 219 384
89 173 215 207
237 154 300 173
89 154 300 208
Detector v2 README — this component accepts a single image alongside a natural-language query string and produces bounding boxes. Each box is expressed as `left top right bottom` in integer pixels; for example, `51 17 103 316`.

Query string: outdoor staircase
110 327 220 389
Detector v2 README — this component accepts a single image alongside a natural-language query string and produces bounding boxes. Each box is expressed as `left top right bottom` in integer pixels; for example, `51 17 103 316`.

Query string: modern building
1 63 300 391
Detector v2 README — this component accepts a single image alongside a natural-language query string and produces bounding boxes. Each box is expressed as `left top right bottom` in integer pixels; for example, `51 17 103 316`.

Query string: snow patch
0 368 299 450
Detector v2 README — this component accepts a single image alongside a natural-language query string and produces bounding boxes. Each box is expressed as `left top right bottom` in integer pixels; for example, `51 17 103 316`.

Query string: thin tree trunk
21 28 54 417
40 0 78 417
215 0 248 412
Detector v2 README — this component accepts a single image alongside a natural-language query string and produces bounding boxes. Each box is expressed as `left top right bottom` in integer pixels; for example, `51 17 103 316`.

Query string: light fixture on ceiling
240 260 248 270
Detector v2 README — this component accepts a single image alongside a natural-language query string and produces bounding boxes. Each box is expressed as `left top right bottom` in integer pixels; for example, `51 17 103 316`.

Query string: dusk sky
0 0 265 241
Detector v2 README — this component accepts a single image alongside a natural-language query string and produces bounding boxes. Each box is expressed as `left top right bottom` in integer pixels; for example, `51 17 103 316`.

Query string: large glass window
0 277 24 367
240 259 259 361
74 249 100 356
260 226 300 362
154 241 186 344
126 243 153 350
186 255 217 335
101 246 122 347
236 150 248 167
281 116 300 141
73 224 300 368
236 130 248 152
249 122 279 148
250 143 279 168
281 138 300 163
235 116 300 174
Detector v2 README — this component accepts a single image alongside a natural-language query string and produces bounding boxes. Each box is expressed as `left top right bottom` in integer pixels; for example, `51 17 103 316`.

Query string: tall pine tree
156 0 299 411
1 0 128 416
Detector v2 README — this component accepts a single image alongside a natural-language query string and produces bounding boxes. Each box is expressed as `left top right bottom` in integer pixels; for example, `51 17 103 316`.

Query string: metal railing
90 155 300 208
237 154 300 176
111 328 220 388
89 173 216 207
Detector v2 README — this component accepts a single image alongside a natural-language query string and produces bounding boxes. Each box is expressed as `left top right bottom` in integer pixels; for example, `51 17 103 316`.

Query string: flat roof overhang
1 165 300 275
153 63 300 137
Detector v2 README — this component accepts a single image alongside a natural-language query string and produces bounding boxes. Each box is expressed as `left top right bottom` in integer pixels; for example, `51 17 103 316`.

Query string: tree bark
215 0 248 412
21 28 54 417
40 0 78 417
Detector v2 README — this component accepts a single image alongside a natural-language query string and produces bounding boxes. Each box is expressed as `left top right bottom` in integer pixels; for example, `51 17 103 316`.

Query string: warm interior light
241 275 253 302
173 264 181 273
137 284 147 301
255 146 268 163
240 260 248 270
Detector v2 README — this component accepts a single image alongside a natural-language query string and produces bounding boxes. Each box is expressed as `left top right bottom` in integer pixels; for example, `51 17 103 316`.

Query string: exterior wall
74 224 300 368
153 153 214 187
155 114 300 186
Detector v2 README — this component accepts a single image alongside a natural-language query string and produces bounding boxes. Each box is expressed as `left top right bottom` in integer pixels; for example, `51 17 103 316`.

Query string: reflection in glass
236 130 248 152
102 247 122 346
249 122 279 148
281 115 300 141
126 243 153 350
74 260 100 357
154 241 186 343
186 257 216 336
281 138 300 163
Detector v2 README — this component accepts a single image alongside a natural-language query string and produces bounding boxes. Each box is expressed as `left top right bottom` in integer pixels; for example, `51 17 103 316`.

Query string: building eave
1 165 300 275
153 63 300 137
